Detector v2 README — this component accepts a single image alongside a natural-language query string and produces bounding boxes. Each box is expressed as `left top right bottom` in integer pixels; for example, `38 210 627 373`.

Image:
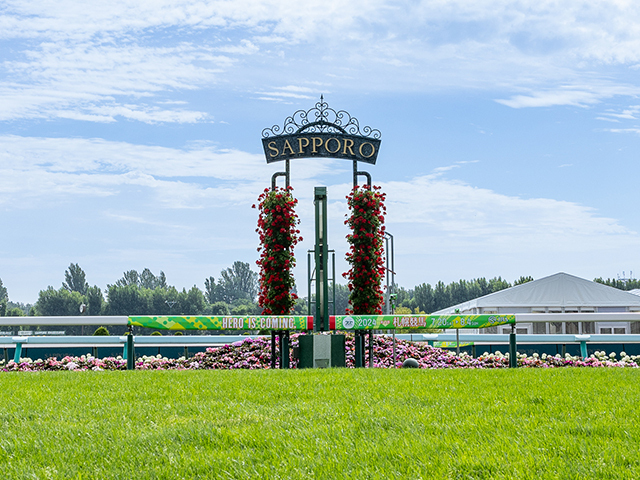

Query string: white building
433 272 640 335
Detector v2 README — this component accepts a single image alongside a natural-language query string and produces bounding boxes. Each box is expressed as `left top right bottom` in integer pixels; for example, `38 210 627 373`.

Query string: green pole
355 332 363 368
509 326 517 368
13 342 22 363
314 187 329 332
280 331 290 369
580 341 588 359
126 327 135 370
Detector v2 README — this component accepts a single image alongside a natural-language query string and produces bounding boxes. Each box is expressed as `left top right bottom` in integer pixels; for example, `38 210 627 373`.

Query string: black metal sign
263 133 380 164
262 96 381 189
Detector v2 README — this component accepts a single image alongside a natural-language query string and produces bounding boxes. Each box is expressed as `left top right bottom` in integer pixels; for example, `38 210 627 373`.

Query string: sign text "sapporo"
262 133 380 165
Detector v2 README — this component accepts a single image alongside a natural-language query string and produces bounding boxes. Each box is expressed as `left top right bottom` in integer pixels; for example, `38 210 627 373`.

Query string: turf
1 369 638 479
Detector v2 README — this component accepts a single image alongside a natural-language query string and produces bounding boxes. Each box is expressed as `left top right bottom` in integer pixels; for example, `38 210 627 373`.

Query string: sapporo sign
261 97 381 165
263 133 380 164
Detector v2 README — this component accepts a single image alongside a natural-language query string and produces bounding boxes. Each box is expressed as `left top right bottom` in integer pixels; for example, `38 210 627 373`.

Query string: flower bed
2 335 638 371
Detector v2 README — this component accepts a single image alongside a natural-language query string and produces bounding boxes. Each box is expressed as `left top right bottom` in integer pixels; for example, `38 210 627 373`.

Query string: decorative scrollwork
261 95 381 139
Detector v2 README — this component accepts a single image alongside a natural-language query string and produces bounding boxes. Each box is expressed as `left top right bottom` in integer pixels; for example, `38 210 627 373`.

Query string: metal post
355 332 363 368
280 331 290 369
580 341 588 359
368 330 374 367
13 342 22 363
314 187 329 332
509 325 517 368
271 330 277 369
126 326 135 370
392 330 397 368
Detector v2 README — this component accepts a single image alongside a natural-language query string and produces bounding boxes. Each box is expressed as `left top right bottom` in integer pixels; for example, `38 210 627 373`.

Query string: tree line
2 266 639 332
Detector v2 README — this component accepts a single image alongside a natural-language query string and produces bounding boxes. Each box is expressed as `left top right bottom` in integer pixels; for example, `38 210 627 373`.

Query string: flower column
254 187 302 368
343 185 387 367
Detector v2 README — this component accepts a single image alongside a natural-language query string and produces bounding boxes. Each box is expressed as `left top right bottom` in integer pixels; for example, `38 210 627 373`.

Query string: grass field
1 369 639 479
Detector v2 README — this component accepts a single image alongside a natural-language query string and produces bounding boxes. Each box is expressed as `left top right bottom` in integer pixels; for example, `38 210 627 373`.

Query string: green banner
128 315 313 331
330 314 514 330
434 341 474 348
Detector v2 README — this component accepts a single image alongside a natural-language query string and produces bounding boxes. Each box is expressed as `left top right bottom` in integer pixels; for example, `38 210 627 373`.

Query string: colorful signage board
128 315 313 331
329 314 515 330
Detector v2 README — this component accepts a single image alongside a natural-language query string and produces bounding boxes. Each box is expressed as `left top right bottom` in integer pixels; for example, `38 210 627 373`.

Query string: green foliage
86 285 104 315
114 269 167 289
62 263 89 295
6 307 24 317
594 277 640 291
204 276 217 303
219 261 259 304
93 326 110 336
0 277 7 302
105 284 149 316
35 287 85 316
230 301 260 316
514 275 534 285
207 301 230 315
0 299 5 316
397 276 515 313
1 370 640 479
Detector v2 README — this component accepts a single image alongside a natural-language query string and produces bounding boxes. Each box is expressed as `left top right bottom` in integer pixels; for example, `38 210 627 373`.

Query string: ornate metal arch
262 96 381 190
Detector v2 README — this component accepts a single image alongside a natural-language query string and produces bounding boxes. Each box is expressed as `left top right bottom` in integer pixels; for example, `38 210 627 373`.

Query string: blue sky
2 0 640 303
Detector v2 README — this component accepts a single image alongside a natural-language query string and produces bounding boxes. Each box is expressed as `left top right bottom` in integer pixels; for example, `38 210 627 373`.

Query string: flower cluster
343 185 387 314
2 339 638 371
254 187 302 315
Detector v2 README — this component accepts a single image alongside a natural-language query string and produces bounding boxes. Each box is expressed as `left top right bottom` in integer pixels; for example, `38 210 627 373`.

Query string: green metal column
13 342 23 363
509 330 517 368
580 341 588 359
126 328 135 370
279 331 290 369
314 187 329 332
355 332 364 368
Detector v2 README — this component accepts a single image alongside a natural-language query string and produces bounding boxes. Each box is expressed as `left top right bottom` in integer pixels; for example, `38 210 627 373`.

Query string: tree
218 261 259 303
178 286 206 315
204 276 218 303
86 286 104 315
63 263 89 295
35 287 84 316
115 270 140 288
333 283 351 315
514 276 534 286
105 284 149 315
0 278 7 302
93 326 110 336
208 301 230 315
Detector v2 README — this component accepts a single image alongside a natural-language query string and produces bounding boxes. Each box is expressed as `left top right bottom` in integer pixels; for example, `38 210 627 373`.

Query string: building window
566 322 579 334
600 327 612 334
516 328 528 335
614 327 626 334
582 322 595 334
533 322 546 334
484 326 497 334
549 322 563 334
632 322 640 334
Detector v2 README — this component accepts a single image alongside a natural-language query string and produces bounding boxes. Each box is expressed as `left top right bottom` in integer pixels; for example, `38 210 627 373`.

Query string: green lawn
1 369 638 479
